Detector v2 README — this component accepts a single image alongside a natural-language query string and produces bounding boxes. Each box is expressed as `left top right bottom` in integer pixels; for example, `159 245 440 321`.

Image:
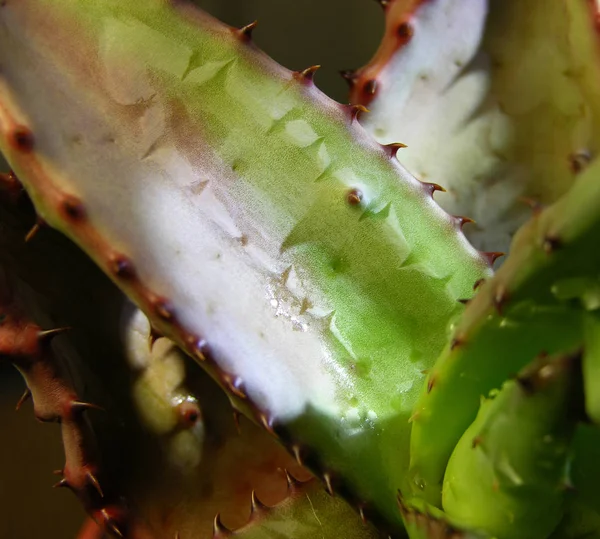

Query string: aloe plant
0 1 599 538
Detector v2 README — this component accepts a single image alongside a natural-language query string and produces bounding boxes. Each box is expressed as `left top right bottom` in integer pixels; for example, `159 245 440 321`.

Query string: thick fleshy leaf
409 157 600 506
443 351 582 539
353 0 600 252
0 0 490 530
583 313 600 424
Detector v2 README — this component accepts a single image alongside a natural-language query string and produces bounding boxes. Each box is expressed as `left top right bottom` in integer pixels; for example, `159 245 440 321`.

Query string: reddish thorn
185 334 198 348
363 79 378 96
569 149 592 174
25 218 45 243
10 126 35 153
450 338 464 351
61 197 86 221
110 255 135 279
70 401 104 415
0 170 23 202
426 376 436 393
383 142 407 158
251 490 268 513
323 472 335 496
493 287 507 315
454 216 475 231
543 236 562 254
213 514 230 536
481 251 505 266
515 372 538 394
422 182 446 197
458 298 470 305
292 444 303 466
347 188 363 206
193 339 208 361
397 21 414 42
238 21 258 40
340 69 357 87
86 470 104 498
375 0 390 9
224 374 247 399
408 410 420 423
472 436 483 449
154 300 174 321
53 478 72 490
297 65 321 81
232 410 242 433
99 508 124 538
53 469 64 476
473 278 486 291
149 326 162 347
260 413 275 434
106 521 124 538
348 104 369 121
15 387 31 411
284 469 299 491
38 327 70 343
358 505 367 524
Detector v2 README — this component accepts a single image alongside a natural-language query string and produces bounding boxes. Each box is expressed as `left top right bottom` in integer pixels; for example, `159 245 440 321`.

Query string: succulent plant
0 1 599 538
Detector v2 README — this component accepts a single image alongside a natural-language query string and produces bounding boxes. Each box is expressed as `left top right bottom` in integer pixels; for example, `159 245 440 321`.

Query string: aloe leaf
569 425 600 522
409 157 600 506
0 0 491 530
352 0 600 252
583 314 600 424
546 423 600 539
442 351 583 539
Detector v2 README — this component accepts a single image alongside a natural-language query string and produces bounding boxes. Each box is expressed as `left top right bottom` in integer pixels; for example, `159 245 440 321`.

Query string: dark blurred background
0 1 382 537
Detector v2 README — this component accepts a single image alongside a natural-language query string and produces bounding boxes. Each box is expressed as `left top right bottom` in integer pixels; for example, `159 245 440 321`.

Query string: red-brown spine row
0 299 127 537
348 0 424 106
272 424 398 537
